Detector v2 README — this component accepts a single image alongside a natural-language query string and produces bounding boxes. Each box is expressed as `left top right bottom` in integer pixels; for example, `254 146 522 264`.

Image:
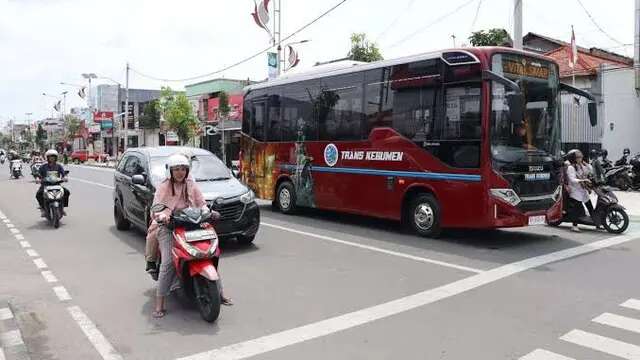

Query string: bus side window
364 68 393 135
252 101 266 141
267 94 282 142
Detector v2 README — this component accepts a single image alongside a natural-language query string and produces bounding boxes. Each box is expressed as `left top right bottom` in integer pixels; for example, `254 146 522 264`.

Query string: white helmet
45 149 59 159
167 153 190 170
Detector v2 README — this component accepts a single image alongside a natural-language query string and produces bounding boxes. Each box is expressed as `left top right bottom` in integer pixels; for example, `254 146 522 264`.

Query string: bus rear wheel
276 181 297 214
407 194 441 238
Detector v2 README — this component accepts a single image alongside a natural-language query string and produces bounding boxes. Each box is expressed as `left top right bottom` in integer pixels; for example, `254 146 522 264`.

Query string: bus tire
407 193 441 238
276 181 297 214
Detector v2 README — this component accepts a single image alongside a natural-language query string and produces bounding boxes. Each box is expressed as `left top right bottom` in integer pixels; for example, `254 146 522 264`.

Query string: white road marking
561 329 640 359
25 249 39 257
18 241 30 248
0 307 13 321
14 234 24 240
593 312 640 334
9 228 19 234
262 222 484 274
2 219 9 223
5 223 14 228
32 258 47 269
67 306 123 360
621 299 640 311
68 164 115 173
0 329 24 347
41 271 58 283
178 231 640 360
0 347 5 360
519 349 576 360
53 286 71 301
70 177 114 190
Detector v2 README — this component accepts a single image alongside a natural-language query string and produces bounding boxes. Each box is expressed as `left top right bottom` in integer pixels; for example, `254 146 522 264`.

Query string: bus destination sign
503 58 549 79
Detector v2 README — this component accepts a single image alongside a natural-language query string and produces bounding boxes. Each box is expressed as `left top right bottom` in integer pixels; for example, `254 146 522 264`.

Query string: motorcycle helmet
166 153 190 179
601 149 608 159
45 149 59 160
624 148 631 156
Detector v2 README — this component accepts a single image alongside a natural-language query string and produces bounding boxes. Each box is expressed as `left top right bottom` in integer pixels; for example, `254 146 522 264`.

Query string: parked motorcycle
150 204 223 323
41 171 69 228
10 160 22 179
549 182 629 234
31 160 45 181
604 164 633 191
629 154 640 190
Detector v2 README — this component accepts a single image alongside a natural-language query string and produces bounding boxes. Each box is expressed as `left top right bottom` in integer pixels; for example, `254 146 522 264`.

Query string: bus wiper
196 177 231 182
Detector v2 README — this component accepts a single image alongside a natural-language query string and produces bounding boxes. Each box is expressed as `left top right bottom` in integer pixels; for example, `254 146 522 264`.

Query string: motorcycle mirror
64 170 70 175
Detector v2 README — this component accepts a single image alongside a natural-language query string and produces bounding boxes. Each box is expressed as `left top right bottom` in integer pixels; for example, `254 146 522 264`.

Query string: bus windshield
490 53 561 164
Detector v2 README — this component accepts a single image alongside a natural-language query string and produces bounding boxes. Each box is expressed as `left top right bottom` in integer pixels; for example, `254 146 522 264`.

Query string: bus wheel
407 194 441 238
276 181 297 214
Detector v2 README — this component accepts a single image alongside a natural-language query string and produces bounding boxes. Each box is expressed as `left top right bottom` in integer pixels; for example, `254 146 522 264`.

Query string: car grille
210 201 245 221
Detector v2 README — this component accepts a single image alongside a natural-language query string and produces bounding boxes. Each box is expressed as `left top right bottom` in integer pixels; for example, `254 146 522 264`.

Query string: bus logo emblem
324 144 338 167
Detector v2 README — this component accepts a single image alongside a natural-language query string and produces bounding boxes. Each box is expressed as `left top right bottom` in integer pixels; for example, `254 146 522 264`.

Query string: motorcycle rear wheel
193 276 221 323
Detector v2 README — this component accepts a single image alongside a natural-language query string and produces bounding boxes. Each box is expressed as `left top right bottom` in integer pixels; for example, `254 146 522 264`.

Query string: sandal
221 297 234 306
152 309 166 318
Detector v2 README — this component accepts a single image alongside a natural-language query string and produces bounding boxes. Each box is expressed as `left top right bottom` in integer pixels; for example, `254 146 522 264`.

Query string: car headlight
490 188 521 206
552 185 562 202
240 190 255 204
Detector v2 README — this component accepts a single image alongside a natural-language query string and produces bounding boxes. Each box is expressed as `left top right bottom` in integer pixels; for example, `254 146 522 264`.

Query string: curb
0 300 30 360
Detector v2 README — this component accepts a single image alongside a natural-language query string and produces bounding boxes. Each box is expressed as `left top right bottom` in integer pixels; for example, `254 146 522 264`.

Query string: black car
113 146 259 244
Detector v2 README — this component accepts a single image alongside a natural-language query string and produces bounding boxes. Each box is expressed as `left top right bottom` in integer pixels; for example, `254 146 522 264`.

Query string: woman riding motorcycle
148 153 232 318
565 150 594 232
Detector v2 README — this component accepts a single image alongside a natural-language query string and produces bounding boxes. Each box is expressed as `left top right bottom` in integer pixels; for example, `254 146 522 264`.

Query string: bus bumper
489 197 563 228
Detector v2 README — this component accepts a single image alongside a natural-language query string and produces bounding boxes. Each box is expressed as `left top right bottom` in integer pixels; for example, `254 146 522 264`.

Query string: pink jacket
146 178 207 246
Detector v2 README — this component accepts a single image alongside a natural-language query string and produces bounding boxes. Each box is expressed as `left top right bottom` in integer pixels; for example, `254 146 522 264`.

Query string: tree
63 114 81 141
139 100 161 129
348 33 383 63
162 88 198 145
468 28 511 47
35 123 47 150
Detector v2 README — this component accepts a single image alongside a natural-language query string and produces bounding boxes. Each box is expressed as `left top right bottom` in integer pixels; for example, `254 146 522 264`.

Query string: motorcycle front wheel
603 206 629 234
193 276 221 323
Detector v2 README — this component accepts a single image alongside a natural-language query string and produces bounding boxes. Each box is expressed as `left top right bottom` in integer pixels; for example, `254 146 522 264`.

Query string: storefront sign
93 111 114 122
100 120 113 130
166 131 179 142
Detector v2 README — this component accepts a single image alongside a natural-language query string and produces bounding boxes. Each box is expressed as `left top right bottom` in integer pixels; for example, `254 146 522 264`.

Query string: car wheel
406 193 442 238
114 200 131 230
276 181 297 214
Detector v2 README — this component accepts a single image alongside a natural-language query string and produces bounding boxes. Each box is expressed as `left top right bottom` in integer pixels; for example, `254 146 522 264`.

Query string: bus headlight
240 190 255 204
552 186 562 202
490 189 521 206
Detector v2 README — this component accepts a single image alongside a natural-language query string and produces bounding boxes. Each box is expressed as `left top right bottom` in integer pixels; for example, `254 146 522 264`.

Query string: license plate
184 229 217 242
528 215 546 226
525 173 551 181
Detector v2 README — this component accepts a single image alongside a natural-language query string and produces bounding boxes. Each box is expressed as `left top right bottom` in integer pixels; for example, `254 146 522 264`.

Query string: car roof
125 146 214 158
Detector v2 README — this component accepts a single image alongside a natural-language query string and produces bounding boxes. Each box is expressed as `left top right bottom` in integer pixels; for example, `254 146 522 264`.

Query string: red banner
93 111 114 122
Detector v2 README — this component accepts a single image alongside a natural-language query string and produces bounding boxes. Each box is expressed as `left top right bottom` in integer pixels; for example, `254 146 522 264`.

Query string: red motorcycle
150 204 222 322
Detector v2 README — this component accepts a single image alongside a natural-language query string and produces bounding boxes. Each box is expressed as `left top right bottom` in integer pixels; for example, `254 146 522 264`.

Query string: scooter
604 164 633 191
549 182 630 234
10 160 22 179
41 171 69 229
150 204 223 323
629 154 640 190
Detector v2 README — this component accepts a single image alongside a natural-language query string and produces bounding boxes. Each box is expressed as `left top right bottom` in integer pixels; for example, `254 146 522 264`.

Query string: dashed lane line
18 241 30 248
41 271 58 283
32 258 47 269
178 231 640 360
67 306 123 360
69 177 114 190
15 234 24 240
262 222 484 274
9 228 19 234
53 286 71 301
25 249 39 257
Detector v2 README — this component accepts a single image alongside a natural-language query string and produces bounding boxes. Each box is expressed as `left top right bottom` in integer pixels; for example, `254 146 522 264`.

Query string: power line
374 0 416 43
469 0 483 33
130 0 350 83
575 0 626 46
387 0 477 49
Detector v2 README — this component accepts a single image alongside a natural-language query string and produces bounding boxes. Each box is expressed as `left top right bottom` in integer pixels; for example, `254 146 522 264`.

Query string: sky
0 0 636 127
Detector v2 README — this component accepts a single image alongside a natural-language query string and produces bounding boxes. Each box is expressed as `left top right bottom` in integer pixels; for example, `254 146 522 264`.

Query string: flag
53 100 61 112
569 25 578 69
251 0 273 40
78 86 86 99
286 45 300 71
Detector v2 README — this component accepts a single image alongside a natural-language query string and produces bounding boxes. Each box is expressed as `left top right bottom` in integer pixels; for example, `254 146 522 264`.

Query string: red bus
240 47 597 237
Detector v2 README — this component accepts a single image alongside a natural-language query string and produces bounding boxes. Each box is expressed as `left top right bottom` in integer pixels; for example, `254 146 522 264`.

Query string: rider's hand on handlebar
157 213 168 224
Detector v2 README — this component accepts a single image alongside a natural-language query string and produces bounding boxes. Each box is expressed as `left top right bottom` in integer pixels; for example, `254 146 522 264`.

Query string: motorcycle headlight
490 188 521 206
240 190 255 204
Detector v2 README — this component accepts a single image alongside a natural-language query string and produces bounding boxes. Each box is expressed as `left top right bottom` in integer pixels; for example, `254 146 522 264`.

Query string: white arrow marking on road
53 286 71 301
15 234 24 240
621 299 640 311
33 258 47 269
519 349 576 360
0 307 13 321
178 231 640 360
41 271 58 283
561 329 640 359
593 313 640 334
19 241 30 248
67 306 123 360
26 249 39 257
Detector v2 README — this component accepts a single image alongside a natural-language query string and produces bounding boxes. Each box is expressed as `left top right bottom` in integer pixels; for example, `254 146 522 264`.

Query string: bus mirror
588 102 597 127
506 94 525 126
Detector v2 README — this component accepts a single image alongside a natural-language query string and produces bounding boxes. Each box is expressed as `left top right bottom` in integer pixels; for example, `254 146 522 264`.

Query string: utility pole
513 0 523 49
123 62 130 156
61 91 68 152
635 0 639 90
273 0 282 75
451 34 457 48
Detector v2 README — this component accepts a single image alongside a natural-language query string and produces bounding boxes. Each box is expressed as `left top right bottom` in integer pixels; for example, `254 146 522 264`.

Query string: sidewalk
614 191 640 222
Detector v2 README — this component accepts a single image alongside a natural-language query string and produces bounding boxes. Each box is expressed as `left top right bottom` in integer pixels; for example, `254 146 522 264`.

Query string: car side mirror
132 174 146 185
588 102 597 127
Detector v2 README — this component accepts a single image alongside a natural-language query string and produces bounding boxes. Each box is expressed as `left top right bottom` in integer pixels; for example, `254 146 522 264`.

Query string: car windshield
149 154 230 186
490 54 561 164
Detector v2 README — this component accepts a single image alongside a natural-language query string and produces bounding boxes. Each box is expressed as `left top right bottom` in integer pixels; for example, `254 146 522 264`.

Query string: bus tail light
490 189 521 206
